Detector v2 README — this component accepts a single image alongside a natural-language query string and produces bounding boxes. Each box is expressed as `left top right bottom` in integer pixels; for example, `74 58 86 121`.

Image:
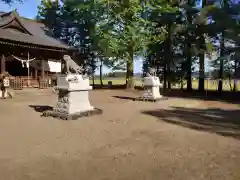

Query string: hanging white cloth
12 55 36 68
21 60 24 68
12 53 36 87
26 61 29 68
12 54 61 73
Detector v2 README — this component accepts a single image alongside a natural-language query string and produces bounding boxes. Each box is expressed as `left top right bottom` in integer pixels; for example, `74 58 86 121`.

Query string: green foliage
1 0 23 4
36 0 240 91
37 0 62 38
98 0 149 58
143 0 240 92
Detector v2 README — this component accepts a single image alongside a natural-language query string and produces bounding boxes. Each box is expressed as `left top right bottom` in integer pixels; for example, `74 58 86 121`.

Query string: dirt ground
0 89 240 180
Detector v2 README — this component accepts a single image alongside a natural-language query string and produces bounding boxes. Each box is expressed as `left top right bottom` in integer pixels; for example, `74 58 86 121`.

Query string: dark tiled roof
0 11 71 51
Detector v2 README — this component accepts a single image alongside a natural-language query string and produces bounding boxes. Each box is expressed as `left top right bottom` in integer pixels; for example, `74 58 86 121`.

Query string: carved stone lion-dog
146 67 157 77
62 55 84 75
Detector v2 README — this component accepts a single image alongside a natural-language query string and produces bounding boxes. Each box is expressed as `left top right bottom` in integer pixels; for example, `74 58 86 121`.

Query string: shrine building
0 10 74 88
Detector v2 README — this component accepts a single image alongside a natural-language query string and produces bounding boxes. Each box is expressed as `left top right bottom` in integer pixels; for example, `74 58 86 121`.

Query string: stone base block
41 108 103 120
134 96 168 102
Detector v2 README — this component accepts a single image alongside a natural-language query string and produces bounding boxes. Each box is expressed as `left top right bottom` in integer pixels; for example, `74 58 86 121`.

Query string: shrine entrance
6 57 28 76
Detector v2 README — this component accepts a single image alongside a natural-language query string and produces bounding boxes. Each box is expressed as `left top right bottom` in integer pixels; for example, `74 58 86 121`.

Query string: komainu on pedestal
135 67 167 102
42 55 102 120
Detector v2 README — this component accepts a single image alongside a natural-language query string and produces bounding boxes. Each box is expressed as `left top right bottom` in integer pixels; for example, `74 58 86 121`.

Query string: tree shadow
142 106 240 139
29 105 53 113
112 96 136 101
161 89 240 105
91 84 127 90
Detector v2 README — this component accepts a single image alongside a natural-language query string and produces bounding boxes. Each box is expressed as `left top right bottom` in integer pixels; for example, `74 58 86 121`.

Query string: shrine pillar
1 55 6 74
34 68 38 79
41 59 45 79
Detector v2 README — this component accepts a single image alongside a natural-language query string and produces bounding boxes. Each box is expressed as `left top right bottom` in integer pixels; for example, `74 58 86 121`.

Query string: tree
207 0 240 92
37 0 62 39
37 0 107 80
37 0 240 93
197 0 207 92
99 0 149 89
181 0 196 91
142 0 179 89
1 0 23 4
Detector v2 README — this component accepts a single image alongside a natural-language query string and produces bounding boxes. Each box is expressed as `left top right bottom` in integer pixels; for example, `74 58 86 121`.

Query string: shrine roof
0 10 71 51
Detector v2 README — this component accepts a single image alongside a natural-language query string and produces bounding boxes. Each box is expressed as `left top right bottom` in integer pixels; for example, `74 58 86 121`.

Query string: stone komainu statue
146 67 157 77
62 55 85 75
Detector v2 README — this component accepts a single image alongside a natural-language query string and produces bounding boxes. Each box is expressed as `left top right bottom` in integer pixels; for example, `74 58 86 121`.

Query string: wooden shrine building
0 10 73 88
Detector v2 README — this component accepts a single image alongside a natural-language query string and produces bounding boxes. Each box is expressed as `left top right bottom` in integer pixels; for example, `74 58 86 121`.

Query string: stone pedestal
135 76 167 102
42 74 102 120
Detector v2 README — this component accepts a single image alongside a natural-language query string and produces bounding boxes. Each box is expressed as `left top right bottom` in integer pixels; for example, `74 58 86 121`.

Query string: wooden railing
10 77 24 90
8 76 55 89
39 78 49 89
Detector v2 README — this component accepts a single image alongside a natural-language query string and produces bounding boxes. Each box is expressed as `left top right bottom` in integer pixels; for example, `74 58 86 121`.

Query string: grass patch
90 78 240 91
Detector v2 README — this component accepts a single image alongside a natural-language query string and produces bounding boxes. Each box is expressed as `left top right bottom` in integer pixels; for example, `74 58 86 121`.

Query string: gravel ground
0 89 239 180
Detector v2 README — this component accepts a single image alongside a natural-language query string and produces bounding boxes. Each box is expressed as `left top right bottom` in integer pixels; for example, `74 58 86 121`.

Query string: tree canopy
36 0 240 91
1 0 23 4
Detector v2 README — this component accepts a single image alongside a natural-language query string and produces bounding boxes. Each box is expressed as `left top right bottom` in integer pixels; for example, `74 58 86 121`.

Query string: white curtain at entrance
47 61 61 73
30 60 61 73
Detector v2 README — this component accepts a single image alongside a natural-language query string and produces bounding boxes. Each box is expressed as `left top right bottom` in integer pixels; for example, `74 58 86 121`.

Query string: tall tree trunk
91 61 95 87
100 58 103 86
198 0 206 92
186 54 192 91
181 77 184 90
218 32 224 93
166 23 172 90
233 59 237 92
186 0 193 91
126 49 134 89
92 73 95 87
163 63 167 90
126 60 134 89
198 53 205 91
218 0 228 93
181 63 184 90
167 64 171 89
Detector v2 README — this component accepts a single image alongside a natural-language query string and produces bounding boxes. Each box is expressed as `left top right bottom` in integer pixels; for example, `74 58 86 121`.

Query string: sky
0 0 221 75
0 0 143 74
0 0 40 19
3 0 229 74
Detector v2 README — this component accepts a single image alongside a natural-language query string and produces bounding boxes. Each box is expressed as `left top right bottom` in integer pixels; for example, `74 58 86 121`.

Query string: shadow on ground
92 85 240 104
161 89 240 104
91 84 127 90
112 96 136 101
142 107 240 139
29 105 53 113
